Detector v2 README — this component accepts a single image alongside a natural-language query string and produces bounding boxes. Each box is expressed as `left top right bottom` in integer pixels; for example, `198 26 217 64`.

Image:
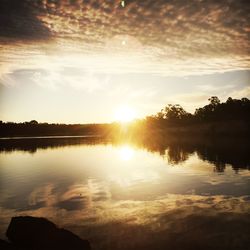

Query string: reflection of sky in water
0 142 250 249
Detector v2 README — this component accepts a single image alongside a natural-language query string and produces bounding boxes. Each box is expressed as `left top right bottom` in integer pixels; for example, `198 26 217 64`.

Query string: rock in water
6 216 91 250
0 239 18 250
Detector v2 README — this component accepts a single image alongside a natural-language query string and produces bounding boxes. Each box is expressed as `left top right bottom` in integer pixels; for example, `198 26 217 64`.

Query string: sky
0 0 249 123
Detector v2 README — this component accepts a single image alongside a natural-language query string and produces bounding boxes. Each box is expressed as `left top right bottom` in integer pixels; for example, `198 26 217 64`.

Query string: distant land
1 97 249 138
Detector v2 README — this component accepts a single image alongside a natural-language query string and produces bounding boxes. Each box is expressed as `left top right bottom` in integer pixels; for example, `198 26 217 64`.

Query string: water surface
0 137 250 250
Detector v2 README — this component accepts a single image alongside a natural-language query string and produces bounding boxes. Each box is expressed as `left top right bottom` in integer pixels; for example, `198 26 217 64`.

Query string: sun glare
119 146 135 161
115 106 136 123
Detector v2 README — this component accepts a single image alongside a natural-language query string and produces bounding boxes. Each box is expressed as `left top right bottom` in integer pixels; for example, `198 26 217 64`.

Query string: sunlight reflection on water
119 145 135 161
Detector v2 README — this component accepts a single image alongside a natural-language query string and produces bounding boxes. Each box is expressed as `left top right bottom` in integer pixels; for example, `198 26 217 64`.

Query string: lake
0 136 250 250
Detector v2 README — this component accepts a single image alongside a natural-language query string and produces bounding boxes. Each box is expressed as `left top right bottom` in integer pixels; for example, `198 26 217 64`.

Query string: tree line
0 96 249 137
0 122 114 137
150 96 250 123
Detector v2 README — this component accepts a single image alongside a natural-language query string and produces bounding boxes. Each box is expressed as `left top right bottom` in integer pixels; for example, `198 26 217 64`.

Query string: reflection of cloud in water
29 184 55 207
26 181 112 212
1 194 250 249
57 184 91 211
56 182 111 211
57 196 88 211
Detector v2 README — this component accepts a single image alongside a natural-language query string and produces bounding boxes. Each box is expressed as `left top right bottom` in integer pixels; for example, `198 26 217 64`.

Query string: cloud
0 0 51 40
0 0 249 77
227 86 250 99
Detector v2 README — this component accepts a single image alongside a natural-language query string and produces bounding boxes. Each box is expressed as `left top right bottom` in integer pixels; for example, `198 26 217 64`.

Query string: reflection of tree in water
0 137 108 154
213 162 226 173
195 141 250 172
137 136 195 165
166 145 190 165
140 136 250 172
0 136 249 172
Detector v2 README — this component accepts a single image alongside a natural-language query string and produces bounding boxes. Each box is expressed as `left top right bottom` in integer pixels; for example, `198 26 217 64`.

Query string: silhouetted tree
157 104 190 121
208 96 220 107
29 120 38 124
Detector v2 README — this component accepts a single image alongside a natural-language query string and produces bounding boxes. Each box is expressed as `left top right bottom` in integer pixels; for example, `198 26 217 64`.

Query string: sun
114 106 136 123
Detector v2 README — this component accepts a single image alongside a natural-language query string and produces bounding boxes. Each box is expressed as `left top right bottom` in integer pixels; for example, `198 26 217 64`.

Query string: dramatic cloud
0 0 51 40
0 0 250 76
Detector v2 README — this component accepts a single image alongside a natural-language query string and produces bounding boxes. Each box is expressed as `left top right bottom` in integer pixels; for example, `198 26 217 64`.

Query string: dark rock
0 239 18 250
6 216 91 250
